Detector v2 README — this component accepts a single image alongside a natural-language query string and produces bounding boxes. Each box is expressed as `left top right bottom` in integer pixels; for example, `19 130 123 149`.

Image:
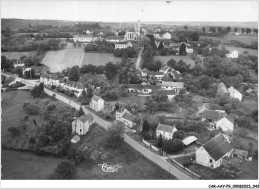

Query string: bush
51 85 56 90
105 123 125 150
49 161 77 179
24 104 40 115
29 137 36 144
8 127 20 137
47 104 56 111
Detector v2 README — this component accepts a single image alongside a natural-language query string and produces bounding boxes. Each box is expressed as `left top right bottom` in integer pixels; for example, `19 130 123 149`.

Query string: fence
171 159 201 179
142 139 160 152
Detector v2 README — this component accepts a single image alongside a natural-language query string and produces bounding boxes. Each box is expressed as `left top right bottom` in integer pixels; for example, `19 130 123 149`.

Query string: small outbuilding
232 149 248 160
182 136 198 146
71 135 80 143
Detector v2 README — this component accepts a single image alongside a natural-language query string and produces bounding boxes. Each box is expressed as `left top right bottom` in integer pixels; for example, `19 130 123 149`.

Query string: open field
41 43 84 73
155 55 195 68
1 51 37 59
201 34 258 45
1 150 63 180
82 52 122 66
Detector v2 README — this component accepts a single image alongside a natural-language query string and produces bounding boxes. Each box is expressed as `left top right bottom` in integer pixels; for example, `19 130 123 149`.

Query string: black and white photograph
1 0 259 188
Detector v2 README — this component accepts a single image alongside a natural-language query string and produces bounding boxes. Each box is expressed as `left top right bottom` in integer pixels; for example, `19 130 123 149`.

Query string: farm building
202 110 226 123
196 134 233 169
160 81 184 93
106 36 123 43
232 149 248 160
156 123 177 140
116 108 142 131
90 95 105 112
73 35 94 43
182 136 198 146
72 114 94 135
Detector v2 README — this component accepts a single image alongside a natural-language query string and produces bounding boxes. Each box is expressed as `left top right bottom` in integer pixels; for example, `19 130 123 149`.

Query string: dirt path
135 47 144 70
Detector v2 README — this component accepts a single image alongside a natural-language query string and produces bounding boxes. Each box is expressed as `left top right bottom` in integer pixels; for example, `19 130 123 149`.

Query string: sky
1 0 259 22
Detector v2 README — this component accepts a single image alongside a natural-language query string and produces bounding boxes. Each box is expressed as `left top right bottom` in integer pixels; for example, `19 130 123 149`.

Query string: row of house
40 74 86 97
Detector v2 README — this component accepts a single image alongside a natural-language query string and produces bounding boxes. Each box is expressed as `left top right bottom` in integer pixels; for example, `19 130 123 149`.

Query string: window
209 159 212 163
80 129 82 133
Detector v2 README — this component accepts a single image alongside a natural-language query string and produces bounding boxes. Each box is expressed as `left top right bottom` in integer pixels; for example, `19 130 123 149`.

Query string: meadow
222 45 258 56
41 43 84 73
81 52 122 66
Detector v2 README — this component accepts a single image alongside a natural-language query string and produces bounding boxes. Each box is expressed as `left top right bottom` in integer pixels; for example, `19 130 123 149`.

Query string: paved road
135 46 144 70
3 74 194 180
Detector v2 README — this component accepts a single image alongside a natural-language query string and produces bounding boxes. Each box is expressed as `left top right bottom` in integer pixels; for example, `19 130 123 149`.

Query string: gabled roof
228 86 241 95
122 111 141 124
91 95 103 102
107 36 122 40
202 134 233 161
246 88 253 93
162 81 184 88
222 115 235 124
217 82 228 96
71 135 80 143
157 123 176 133
94 88 101 96
77 114 94 123
5 75 17 85
74 35 93 38
203 110 226 121
116 107 127 113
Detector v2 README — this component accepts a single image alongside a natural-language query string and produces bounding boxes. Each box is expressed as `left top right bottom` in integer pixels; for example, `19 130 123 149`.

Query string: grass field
82 52 122 66
201 34 258 45
1 90 176 180
41 43 84 73
1 51 37 59
155 55 195 68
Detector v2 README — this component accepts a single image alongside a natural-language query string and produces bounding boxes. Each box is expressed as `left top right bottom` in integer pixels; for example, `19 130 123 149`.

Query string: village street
2 73 195 180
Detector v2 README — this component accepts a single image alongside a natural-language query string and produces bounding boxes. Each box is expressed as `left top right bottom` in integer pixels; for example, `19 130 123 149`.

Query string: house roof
74 35 93 38
162 81 184 88
157 123 176 133
160 65 171 72
78 114 94 123
232 149 248 158
116 41 132 45
202 134 233 161
91 95 103 102
94 88 101 96
182 136 198 145
107 36 122 40
122 111 141 124
246 88 253 93
5 75 17 85
228 86 242 96
224 115 235 124
217 82 228 96
203 110 226 121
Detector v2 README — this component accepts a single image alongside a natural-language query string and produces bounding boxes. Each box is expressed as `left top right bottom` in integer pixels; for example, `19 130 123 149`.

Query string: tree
105 122 125 150
104 62 119 80
157 134 163 148
253 29 258 34
202 27 206 33
49 161 77 179
226 26 231 33
217 27 223 33
189 32 200 41
69 66 80 82
246 28 251 34
77 106 85 117
184 25 188 30
30 85 44 98
179 42 187 55
24 68 35 79
242 28 245 34
8 127 20 137
1 56 14 71
234 27 238 33
209 27 216 33
145 34 156 49
173 130 185 140
142 120 150 132
157 41 164 50
86 87 93 99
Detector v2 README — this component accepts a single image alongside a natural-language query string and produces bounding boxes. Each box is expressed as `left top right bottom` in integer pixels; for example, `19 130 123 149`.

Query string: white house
115 42 132 49
226 50 239 59
106 36 122 43
161 81 184 93
72 114 94 135
186 47 194 54
162 32 171 39
73 35 93 43
90 95 105 112
151 72 165 81
228 86 242 101
196 134 233 169
156 123 177 140
116 108 141 131
216 115 235 134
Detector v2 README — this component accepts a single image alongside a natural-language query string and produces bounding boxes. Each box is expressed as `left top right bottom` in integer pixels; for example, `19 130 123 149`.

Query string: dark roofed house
196 134 233 169
232 149 248 160
202 110 226 123
156 123 177 140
